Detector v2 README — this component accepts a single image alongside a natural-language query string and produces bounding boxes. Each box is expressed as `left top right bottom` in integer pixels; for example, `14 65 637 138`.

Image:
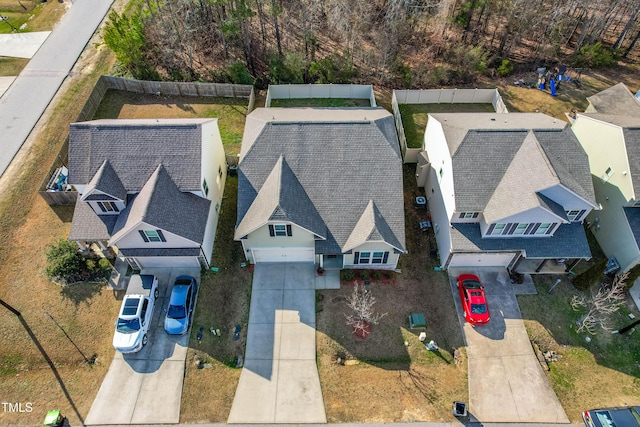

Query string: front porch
515 258 574 274
320 254 343 270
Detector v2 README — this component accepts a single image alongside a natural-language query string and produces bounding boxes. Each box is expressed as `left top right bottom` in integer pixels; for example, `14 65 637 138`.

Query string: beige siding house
572 83 640 272
235 108 406 271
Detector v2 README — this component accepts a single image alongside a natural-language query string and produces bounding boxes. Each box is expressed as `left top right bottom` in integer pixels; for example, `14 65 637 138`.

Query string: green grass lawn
398 103 496 148
92 90 249 154
270 98 372 107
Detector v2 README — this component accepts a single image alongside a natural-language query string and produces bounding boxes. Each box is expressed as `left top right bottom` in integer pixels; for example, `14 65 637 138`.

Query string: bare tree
345 283 387 338
571 273 627 335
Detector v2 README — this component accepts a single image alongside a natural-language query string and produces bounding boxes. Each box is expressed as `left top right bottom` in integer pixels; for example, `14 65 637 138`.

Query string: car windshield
116 317 140 333
463 280 482 289
471 304 487 314
167 305 186 319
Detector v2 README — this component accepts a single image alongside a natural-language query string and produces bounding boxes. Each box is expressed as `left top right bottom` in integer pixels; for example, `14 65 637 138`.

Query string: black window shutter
138 230 149 242
506 223 515 235
157 230 166 242
459 212 465 219
472 212 478 218
286 224 292 236
97 202 107 212
577 210 586 221
268 224 275 236
487 224 495 235
354 252 360 264
546 224 555 235
112 203 120 213
525 223 536 234
531 223 541 234
383 252 389 263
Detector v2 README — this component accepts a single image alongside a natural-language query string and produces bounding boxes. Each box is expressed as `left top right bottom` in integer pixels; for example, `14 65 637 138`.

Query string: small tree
571 273 627 335
45 239 86 283
345 283 386 338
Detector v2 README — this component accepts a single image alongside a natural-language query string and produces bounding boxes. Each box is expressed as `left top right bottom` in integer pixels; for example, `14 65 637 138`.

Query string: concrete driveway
448 268 569 424
85 267 200 425
228 262 326 424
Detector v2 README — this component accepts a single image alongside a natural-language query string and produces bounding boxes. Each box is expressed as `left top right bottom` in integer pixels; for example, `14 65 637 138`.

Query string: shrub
269 52 306 84
226 61 254 85
497 59 514 76
86 259 96 272
359 270 370 280
341 269 355 281
98 258 112 270
45 239 86 282
308 51 356 84
372 270 382 280
575 43 620 69
572 257 608 291
624 263 640 289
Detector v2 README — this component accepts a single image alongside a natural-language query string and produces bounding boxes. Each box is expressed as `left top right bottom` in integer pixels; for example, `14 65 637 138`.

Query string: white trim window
143 230 163 242
97 201 119 212
354 250 389 265
513 223 528 235
459 212 479 219
601 167 613 182
566 210 586 221
535 223 552 235
274 224 287 236
491 224 506 235
371 251 385 264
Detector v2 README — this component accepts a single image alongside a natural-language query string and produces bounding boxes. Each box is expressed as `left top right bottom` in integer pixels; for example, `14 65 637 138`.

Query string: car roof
169 284 191 304
589 406 640 427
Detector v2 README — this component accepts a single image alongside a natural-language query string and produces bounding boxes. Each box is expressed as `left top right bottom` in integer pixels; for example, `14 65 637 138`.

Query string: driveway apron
228 263 326 424
448 268 569 424
85 267 200 425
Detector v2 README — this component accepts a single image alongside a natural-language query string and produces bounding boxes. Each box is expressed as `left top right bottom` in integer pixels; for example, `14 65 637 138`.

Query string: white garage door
253 248 314 263
448 252 516 268
135 257 201 268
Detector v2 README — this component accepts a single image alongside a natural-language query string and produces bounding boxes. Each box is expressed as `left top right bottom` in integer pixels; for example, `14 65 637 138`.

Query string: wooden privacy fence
392 88 508 163
265 84 376 107
39 76 255 205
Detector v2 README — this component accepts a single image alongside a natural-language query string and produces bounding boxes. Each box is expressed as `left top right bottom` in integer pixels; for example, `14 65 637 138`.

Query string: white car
113 274 159 353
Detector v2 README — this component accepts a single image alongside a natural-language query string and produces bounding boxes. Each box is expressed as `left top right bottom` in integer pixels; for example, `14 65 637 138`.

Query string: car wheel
154 288 159 299
142 334 148 346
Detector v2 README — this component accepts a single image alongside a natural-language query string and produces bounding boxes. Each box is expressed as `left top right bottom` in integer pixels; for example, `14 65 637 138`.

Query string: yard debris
543 351 561 363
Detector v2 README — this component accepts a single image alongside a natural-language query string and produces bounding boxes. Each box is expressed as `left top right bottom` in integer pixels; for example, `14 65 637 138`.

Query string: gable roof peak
343 200 405 253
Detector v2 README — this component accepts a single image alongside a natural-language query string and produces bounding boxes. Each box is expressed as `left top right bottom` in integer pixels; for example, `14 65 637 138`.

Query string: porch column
76 241 87 251
97 240 108 251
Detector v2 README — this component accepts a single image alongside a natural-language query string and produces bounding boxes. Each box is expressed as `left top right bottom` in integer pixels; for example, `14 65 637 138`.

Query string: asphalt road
0 0 113 178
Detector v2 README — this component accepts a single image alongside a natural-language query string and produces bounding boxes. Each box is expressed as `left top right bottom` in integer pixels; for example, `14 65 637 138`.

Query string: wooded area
105 0 640 87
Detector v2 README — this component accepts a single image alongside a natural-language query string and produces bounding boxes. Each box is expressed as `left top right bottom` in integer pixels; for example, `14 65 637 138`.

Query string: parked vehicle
164 275 197 335
456 274 490 325
583 406 640 427
113 274 159 353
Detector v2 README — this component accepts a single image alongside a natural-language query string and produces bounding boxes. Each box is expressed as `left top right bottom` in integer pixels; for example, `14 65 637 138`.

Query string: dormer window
459 212 479 219
97 201 119 212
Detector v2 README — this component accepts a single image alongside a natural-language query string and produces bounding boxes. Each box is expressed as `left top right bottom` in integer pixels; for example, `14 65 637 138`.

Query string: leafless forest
107 0 640 87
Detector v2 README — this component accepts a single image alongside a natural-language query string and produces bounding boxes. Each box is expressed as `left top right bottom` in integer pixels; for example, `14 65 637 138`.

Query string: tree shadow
59 281 104 307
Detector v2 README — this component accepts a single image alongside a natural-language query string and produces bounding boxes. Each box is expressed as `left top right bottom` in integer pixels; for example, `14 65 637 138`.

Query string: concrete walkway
228 263 326 424
85 267 199 425
0 31 51 58
0 0 114 177
448 268 569 424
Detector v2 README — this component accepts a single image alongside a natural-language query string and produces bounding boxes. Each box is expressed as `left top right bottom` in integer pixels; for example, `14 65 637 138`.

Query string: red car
457 274 490 325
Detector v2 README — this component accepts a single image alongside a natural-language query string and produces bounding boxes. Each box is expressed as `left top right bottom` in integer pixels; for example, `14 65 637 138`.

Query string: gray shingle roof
81 160 127 201
343 200 404 252
450 222 591 258
68 119 214 191
586 83 640 116
536 193 569 221
68 196 118 241
622 128 640 198
235 156 326 239
624 207 640 248
118 247 201 257
83 193 118 201
237 108 405 254
111 165 211 244
450 121 596 213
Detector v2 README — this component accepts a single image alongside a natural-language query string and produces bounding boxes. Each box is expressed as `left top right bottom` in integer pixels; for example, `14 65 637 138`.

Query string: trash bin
452 401 467 417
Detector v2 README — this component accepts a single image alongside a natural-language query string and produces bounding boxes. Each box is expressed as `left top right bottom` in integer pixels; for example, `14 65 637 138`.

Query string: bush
624 264 640 289
572 257 608 291
341 269 355 281
98 258 112 270
359 270 370 280
497 59 514 76
45 239 86 282
575 43 620 69
373 270 382 280
308 51 356 84
269 52 306 84
226 61 254 85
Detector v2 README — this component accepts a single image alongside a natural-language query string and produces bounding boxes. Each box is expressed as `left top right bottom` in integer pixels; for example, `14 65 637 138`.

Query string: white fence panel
265 84 375 106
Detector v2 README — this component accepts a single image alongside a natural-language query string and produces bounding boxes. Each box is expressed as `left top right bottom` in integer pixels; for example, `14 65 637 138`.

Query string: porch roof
450 222 591 259
68 197 117 241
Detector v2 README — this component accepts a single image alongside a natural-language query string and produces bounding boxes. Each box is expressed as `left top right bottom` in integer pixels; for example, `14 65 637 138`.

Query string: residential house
423 112 598 273
571 82 640 273
235 108 406 270
67 118 226 269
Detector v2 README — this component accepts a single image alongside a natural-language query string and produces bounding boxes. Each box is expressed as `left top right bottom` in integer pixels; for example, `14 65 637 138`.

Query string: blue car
164 275 197 335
